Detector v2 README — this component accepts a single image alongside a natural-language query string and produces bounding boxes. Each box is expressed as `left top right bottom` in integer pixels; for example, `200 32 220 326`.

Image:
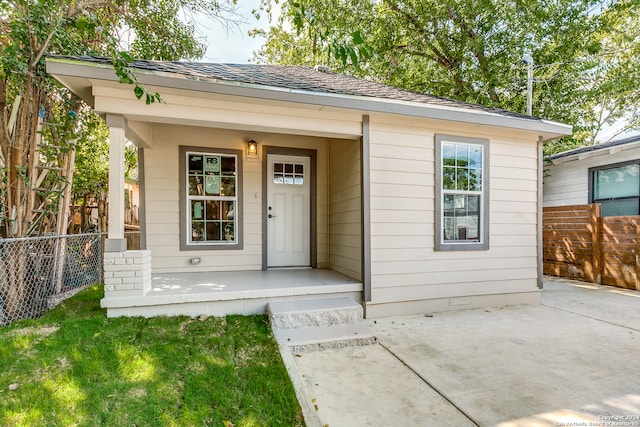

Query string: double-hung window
435 134 489 251
590 161 640 216
179 146 243 250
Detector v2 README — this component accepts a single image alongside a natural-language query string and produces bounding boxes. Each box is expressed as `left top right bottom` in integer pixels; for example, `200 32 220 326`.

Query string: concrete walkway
284 277 640 426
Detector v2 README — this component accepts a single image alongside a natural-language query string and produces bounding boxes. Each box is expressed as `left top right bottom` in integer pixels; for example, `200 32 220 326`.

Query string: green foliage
0 0 238 236
112 53 164 105
0 286 303 426
253 0 377 71
254 0 640 154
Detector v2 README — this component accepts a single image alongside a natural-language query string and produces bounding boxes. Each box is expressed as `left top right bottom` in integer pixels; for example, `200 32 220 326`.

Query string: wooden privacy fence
543 204 640 290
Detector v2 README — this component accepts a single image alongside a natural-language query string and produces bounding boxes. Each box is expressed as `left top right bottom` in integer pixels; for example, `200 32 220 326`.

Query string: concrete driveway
286 277 640 426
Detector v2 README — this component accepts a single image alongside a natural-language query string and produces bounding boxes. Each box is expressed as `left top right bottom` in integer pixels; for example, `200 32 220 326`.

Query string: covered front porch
45 56 371 318
98 113 368 317
101 268 363 318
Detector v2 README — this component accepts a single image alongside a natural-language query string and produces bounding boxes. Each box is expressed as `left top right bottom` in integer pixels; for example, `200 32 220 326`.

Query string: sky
195 0 277 63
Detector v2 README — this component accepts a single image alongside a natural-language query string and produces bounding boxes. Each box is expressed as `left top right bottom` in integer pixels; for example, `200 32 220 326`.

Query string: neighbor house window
435 134 489 251
179 146 243 251
590 161 640 216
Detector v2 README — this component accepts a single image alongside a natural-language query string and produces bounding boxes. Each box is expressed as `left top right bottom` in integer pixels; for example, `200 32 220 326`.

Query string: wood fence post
636 220 640 291
590 203 602 284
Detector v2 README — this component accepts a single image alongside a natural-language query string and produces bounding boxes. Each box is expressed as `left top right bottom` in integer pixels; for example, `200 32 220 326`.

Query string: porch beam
93 96 363 140
126 119 153 149
105 114 127 252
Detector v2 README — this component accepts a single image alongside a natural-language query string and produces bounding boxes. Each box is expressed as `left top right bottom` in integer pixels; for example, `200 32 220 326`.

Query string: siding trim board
361 115 372 302
138 148 147 250
537 136 544 289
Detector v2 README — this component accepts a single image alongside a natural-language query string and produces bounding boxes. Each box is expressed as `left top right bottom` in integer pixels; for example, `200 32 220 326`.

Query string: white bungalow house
544 135 640 216
46 56 571 318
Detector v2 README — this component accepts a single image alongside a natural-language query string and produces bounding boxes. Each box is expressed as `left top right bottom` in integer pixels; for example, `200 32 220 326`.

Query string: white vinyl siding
328 139 361 280
144 124 329 273
366 117 540 316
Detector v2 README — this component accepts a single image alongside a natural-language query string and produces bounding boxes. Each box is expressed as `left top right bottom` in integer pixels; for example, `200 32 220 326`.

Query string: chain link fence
0 233 103 327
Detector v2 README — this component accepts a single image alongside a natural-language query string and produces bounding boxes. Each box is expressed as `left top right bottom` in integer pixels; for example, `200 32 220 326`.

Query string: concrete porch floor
286 276 640 426
150 269 362 299
102 269 363 317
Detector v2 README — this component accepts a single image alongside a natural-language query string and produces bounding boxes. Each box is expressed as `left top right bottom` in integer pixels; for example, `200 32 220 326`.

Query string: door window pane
273 162 305 185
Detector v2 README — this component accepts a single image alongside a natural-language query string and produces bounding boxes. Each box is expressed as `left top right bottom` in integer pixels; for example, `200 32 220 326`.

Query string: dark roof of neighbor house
547 134 640 160
50 55 534 121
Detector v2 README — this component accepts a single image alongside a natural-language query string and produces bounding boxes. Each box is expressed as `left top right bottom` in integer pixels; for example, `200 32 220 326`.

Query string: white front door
267 154 311 268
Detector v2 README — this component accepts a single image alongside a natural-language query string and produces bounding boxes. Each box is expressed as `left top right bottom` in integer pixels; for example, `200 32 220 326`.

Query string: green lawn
0 286 304 427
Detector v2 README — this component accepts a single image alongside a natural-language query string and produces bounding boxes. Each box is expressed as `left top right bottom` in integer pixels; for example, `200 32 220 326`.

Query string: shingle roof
548 134 640 160
54 55 534 121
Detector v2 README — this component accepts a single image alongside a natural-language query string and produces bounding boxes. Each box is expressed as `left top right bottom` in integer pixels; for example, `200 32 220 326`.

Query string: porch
101 268 363 318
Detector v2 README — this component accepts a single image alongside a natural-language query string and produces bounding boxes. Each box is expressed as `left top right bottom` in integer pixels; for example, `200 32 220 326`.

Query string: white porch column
105 114 127 252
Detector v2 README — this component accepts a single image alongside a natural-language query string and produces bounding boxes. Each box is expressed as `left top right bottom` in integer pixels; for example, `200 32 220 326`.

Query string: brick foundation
103 250 151 297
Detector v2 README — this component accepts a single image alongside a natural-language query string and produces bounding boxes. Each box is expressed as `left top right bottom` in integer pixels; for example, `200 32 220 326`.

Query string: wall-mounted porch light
247 140 258 158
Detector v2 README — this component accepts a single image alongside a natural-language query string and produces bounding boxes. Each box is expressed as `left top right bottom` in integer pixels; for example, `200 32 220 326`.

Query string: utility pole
523 53 534 116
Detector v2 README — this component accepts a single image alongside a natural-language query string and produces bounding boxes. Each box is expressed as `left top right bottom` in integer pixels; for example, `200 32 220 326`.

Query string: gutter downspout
537 135 544 289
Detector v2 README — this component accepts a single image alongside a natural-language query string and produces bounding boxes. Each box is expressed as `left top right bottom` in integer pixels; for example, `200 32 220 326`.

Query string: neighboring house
46 56 571 318
124 178 140 228
543 135 640 216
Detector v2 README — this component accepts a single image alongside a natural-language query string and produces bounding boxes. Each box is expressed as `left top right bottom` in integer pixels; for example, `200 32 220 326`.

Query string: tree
0 0 237 323
0 0 238 238
253 0 640 155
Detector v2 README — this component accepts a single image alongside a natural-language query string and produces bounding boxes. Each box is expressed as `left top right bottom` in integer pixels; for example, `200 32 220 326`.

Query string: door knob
268 214 276 218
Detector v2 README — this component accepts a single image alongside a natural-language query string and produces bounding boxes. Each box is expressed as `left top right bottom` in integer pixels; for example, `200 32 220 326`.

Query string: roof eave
46 57 572 140
549 138 640 164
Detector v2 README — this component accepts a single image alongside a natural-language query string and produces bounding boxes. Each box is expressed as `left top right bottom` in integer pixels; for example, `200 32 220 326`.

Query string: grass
0 286 304 427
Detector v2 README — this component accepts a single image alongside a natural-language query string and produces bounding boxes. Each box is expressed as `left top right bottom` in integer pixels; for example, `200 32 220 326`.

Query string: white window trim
435 134 490 251
179 146 244 251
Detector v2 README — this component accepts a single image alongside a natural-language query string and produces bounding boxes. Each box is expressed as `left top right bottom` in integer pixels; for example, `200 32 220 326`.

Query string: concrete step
268 297 376 352
268 296 363 329
272 322 377 353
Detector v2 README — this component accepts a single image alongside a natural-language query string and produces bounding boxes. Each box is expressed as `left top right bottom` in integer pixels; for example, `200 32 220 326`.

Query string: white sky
195 0 277 63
